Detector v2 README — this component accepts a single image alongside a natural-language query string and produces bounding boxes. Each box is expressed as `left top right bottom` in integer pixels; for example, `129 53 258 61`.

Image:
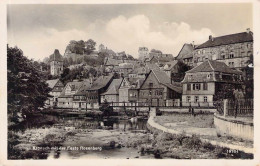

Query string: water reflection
53 116 148 131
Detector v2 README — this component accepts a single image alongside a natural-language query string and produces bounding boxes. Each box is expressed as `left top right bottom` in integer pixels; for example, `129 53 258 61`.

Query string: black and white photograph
1 0 260 165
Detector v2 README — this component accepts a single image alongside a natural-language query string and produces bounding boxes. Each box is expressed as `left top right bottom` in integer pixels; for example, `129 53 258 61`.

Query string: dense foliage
65 39 96 55
171 61 190 82
7 45 51 124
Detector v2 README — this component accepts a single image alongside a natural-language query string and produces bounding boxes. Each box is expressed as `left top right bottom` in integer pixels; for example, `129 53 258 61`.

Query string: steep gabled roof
141 69 182 94
101 78 123 95
186 60 241 74
88 74 114 90
46 79 59 89
59 81 83 97
74 80 92 95
176 43 194 60
196 31 253 49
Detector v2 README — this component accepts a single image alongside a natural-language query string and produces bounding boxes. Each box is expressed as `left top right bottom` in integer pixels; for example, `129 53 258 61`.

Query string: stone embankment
147 108 253 154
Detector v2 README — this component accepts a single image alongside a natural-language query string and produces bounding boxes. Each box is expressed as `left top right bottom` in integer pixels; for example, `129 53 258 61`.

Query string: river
12 114 155 159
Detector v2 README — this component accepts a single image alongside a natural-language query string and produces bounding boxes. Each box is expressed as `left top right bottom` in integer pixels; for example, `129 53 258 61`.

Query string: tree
99 99 113 117
8 45 51 124
171 61 189 82
84 39 96 55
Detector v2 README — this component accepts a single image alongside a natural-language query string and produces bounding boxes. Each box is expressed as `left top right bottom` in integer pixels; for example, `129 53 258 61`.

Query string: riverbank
146 110 253 158
8 114 153 159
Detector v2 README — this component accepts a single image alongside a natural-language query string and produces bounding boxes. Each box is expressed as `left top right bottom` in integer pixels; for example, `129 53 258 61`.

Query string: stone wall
214 114 253 141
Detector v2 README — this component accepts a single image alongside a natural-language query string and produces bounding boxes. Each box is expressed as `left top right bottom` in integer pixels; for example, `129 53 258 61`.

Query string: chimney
209 35 214 41
192 41 195 48
246 28 250 33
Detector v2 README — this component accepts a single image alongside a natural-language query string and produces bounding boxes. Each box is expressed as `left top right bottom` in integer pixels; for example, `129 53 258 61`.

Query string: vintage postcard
0 0 259 165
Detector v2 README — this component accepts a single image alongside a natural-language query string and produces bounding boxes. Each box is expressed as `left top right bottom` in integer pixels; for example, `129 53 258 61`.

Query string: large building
100 78 123 105
84 74 114 109
176 43 195 67
193 29 253 70
138 69 182 106
138 47 149 60
181 60 242 107
49 49 63 76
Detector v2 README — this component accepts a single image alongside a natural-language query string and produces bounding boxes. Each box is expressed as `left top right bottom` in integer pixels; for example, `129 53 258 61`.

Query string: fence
226 99 253 117
106 101 215 109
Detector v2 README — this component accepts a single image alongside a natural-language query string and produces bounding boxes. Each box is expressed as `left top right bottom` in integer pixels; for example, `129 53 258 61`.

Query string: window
222 54 225 59
187 84 191 91
149 83 153 88
186 96 191 102
203 83 208 90
202 50 206 54
193 83 201 90
198 50 201 54
194 96 199 103
229 52 234 58
204 96 208 102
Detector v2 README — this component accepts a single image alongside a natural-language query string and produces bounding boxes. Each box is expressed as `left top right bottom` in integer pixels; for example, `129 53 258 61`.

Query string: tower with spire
49 49 63 76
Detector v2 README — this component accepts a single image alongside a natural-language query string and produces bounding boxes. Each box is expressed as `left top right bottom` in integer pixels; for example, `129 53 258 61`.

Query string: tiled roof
74 80 92 95
163 60 179 71
159 54 174 62
88 74 114 90
46 79 59 89
196 31 253 49
182 52 193 59
186 60 241 74
152 70 171 84
176 43 194 60
152 70 182 93
59 81 83 97
104 57 124 66
101 78 123 95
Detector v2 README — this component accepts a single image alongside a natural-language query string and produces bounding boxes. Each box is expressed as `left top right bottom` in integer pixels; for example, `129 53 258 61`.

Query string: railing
227 99 253 117
105 101 215 108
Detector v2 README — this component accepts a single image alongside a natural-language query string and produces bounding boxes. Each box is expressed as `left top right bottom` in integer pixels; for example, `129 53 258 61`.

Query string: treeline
65 39 96 55
63 52 107 68
7 45 51 125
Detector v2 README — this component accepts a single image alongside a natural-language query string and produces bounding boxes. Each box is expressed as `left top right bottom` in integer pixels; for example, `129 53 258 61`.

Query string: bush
183 134 202 150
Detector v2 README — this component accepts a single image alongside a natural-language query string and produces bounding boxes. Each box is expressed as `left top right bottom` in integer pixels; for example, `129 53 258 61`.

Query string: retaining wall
147 109 253 154
214 114 253 141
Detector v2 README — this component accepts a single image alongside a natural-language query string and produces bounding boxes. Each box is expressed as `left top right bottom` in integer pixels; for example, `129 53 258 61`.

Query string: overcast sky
7 3 252 60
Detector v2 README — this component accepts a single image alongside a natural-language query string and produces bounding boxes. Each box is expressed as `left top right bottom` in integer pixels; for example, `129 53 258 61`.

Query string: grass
154 113 214 128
